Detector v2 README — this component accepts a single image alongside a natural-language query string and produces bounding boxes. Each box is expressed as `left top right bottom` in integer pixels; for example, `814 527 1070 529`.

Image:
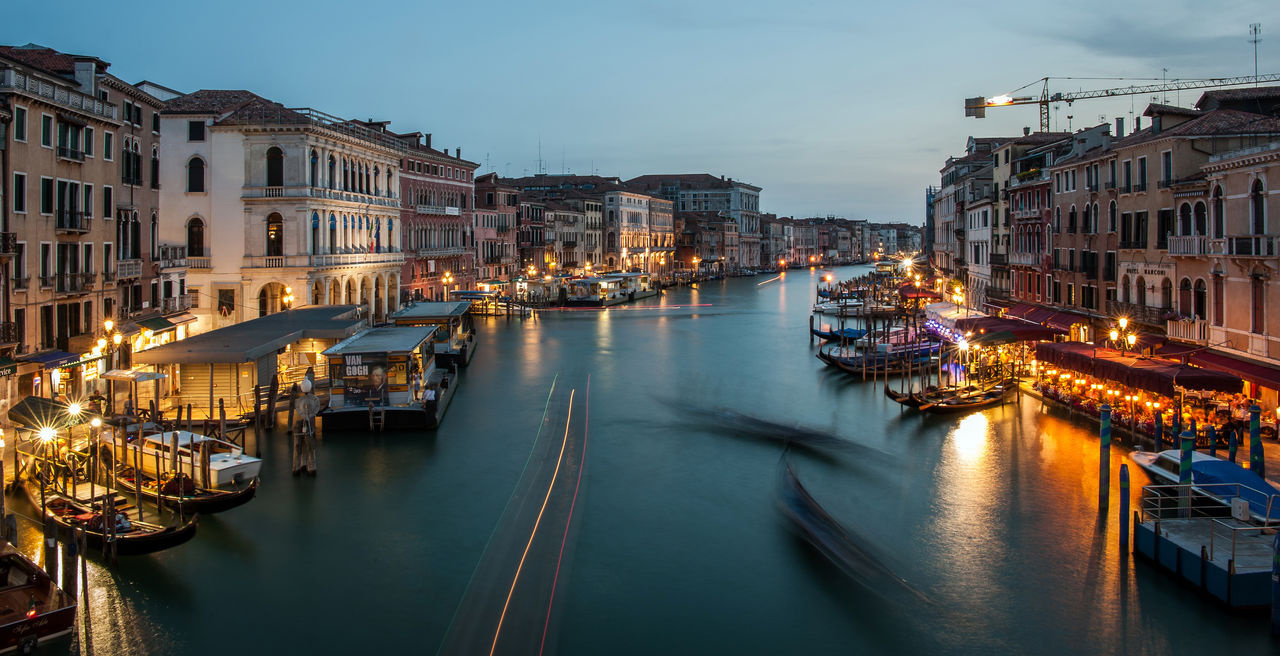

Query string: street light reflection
951 412 989 464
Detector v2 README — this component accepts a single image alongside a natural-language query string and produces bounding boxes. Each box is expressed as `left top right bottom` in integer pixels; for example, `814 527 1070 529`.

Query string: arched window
1179 277 1193 315
386 219 395 251
266 213 284 257
1212 185 1225 238
1179 203 1192 236
1121 274 1131 303
373 167 380 196
1194 202 1207 236
1252 273 1267 333
130 212 141 259
1108 201 1117 232
329 214 337 254
1160 278 1172 310
1081 205 1090 233
310 150 319 187
386 169 394 196
342 158 350 191
328 155 336 189
1054 207 1061 232
187 217 205 257
150 146 159 190
1251 180 1266 234
187 157 205 193
311 212 320 255
266 146 284 187
1193 279 1207 320
150 213 158 260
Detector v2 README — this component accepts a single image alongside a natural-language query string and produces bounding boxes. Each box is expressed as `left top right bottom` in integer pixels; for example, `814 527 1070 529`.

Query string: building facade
393 133 478 302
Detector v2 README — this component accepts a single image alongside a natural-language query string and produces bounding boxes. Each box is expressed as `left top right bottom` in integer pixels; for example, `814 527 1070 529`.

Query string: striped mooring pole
1119 464 1130 552
1179 429 1194 519
1229 424 1239 464
1099 404 1111 509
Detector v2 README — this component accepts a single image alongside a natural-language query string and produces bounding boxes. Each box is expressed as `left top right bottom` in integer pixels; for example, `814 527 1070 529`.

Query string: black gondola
918 385 1012 414
19 476 198 557
115 469 258 515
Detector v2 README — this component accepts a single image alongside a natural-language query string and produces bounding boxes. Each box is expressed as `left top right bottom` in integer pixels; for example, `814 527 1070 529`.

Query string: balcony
1010 252 1042 267
1157 179 1174 189
416 204 463 216
244 251 406 269
484 256 503 264
0 69 117 120
987 287 1010 302
1166 318 1210 344
240 185 400 209
188 256 212 269
159 245 187 269
57 146 85 162
954 257 966 268
413 246 470 258
1134 182 1148 192
1223 235 1280 257
1106 300 1167 328
1121 184 1132 194
38 275 52 289
0 232 16 257
1086 182 1099 192
1105 181 1117 191
12 275 29 290
54 272 89 295
161 294 193 313
562 241 577 249
496 224 512 233
55 210 88 233
0 321 18 346
989 252 1008 266
102 270 115 283
1167 235 1226 257
116 259 143 279
1118 240 1148 250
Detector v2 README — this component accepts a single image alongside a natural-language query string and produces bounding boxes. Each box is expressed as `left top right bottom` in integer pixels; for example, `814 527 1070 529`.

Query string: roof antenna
1251 23 1262 86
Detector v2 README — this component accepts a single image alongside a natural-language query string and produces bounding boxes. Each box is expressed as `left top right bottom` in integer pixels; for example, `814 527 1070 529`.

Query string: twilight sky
6 0 1277 223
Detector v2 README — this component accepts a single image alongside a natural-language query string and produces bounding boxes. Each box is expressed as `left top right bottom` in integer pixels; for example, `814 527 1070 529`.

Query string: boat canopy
103 368 168 382
1190 459 1280 522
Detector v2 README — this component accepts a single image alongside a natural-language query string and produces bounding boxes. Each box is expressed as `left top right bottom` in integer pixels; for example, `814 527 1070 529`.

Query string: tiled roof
1196 86 1280 110
1142 103 1203 118
163 89 262 115
1009 131 1071 146
626 174 738 191
0 44 103 79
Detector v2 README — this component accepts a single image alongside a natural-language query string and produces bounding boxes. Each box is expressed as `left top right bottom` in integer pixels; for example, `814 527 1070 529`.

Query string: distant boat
0 540 76 653
1131 450 1280 524
810 327 867 342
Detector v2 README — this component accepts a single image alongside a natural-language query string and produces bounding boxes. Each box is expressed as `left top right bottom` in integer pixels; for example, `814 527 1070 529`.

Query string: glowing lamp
1127 333 1137 347
67 403 81 416
103 319 114 333
97 338 107 350
25 607 36 619
1109 330 1119 341
113 333 123 346
90 417 102 428
1118 317 1129 330
37 427 55 442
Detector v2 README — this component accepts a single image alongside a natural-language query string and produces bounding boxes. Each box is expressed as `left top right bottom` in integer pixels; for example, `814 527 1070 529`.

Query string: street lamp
283 286 295 311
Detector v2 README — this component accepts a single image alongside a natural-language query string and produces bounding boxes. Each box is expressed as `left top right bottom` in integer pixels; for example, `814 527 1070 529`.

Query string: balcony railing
0 232 16 256
1157 179 1174 189
240 185 400 208
1167 235 1227 256
245 251 407 268
161 294 193 313
1134 182 1148 192
1086 182 1099 192
1105 181 1117 191
0 69 117 120
1224 235 1279 257
54 272 89 294
1010 252 1041 267
1106 300 1167 328
116 259 143 279
414 246 469 258
0 321 18 345
989 253 1008 266
57 146 85 162
12 275 29 290
55 210 87 233
188 256 212 269
1166 318 1210 344
1118 240 1148 250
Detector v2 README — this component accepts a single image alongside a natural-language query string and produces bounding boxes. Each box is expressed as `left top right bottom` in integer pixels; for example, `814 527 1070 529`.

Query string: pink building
392 133 478 301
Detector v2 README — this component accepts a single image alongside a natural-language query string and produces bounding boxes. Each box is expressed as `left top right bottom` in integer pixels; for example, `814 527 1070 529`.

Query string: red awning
1035 341 1243 396
1044 311 1090 332
1158 346 1280 391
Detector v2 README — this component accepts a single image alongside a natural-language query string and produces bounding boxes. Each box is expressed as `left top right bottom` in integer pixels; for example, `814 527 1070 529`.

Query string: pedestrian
411 371 422 401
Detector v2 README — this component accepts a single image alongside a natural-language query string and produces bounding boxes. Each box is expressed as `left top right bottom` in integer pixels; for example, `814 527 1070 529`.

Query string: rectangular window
1160 151 1172 184
103 243 112 272
188 120 205 141
83 127 94 157
11 173 25 213
103 186 113 219
104 132 113 160
1104 251 1116 282
13 107 26 142
83 244 93 275
40 243 51 282
39 177 53 215
1123 161 1132 190
83 301 93 334
13 242 25 288
152 113 160 133
1137 157 1147 190
83 185 93 219
1067 284 1075 305
1157 209 1173 250
40 114 52 147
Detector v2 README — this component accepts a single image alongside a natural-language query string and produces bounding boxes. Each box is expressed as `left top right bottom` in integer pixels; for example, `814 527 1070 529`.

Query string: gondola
19 475 198 557
883 383 925 407
810 327 867 342
918 386 1012 414
114 468 258 515
0 539 76 653
823 351 934 377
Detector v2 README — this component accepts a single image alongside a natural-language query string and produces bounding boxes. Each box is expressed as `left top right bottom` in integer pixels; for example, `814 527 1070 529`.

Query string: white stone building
159 91 404 334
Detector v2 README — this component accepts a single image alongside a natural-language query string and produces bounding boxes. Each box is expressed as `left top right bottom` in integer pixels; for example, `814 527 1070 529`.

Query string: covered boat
1131 450 1280 524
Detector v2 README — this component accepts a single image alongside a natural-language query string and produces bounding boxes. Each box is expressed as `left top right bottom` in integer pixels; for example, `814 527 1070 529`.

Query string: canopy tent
1157 343 1280 392
955 316 1065 345
1034 341 1242 397
103 369 168 383
7 396 90 431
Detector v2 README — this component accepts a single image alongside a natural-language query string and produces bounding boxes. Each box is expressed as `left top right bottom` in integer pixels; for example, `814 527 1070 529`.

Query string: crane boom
965 74 1280 131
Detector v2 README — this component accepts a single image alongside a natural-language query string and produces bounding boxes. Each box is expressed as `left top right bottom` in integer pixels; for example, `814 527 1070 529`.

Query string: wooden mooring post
286 383 298 436
265 374 281 429
1099 404 1111 509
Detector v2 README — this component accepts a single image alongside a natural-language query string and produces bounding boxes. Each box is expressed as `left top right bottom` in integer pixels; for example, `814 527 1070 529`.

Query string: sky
6 0 1278 224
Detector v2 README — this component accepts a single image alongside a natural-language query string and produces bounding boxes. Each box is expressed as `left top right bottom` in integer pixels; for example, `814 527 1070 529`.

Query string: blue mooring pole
1099 404 1112 509
1179 430 1194 519
1250 405 1265 480
1229 425 1239 464
1208 424 1217 458
1155 411 1164 447
1119 464 1130 552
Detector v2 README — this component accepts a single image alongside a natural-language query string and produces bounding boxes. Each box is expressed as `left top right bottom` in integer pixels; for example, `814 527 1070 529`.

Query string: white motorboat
1132 449 1280 523
103 426 261 489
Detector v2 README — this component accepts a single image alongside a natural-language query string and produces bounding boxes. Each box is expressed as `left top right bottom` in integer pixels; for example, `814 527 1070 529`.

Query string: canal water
13 265 1275 654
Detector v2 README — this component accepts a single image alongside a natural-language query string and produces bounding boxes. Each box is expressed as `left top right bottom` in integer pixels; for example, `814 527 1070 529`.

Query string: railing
159 245 187 269
989 253 1007 266
161 294 193 313
1134 182 1148 192
1118 240 1148 249
1086 182 1099 192
1224 235 1280 257
54 272 88 294
38 275 52 289
416 204 463 216
1105 181 1117 191
1166 318 1210 344
102 270 115 283
987 287 1009 302
55 210 87 232
1121 184 1132 194
116 259 143 279
1107 300 1166 327
0 69 117 120
57 146 84 162
241 186 400 208
243 252 407 268
0 322 18 345
188 256 212 269
413 247 469 258
1010 252 1041 266
1157 179 1174 189
0 232 16 256
12 275 29 290
562 241 577 248
484 256 502 264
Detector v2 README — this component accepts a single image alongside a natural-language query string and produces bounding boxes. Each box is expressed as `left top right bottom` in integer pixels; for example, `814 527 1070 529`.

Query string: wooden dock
1134 514 1276 607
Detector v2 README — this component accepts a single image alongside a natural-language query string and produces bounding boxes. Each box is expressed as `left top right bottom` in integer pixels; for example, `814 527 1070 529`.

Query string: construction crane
964 74 1280 132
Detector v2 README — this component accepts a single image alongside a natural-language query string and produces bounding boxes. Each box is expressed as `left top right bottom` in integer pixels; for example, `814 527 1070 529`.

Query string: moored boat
1131 449 1280 523
100 426 262 490
0 540 76 654
114 469 258 515
19 476 198 557
918 384 1013 414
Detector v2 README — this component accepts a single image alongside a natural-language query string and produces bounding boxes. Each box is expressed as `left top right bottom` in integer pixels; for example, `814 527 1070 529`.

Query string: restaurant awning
955 316 1065 345
102 368 168 383
167 313 198 325
137 316 176 331
7 396 88 430
19 350 78 370
0 356 19 377
1035 341 1242 396
1156 344 1280 392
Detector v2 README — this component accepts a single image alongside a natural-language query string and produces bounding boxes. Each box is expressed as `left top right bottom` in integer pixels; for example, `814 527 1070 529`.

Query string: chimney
1023 126 1031 136
425 133 432 149
456 148 461 158
1134 117 1142 133
73 58 97 95
1115 117 1124 138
